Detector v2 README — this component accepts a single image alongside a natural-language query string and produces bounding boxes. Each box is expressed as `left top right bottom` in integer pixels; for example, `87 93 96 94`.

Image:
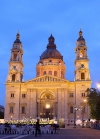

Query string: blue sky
0 0 100 106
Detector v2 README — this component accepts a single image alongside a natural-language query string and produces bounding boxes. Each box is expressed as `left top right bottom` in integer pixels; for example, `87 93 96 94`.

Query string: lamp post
74 107 76 128
81 99 87 128
74 105 86 128
81 107 84 128
74 106 78 128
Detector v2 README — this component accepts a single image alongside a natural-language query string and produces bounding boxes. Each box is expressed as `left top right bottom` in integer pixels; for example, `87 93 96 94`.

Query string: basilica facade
5 30 92 125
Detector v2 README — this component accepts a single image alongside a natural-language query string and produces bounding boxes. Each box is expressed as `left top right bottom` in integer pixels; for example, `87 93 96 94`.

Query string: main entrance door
40 92 55 119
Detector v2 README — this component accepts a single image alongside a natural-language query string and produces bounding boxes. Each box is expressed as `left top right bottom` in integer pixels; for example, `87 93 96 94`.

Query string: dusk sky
0 0 100 106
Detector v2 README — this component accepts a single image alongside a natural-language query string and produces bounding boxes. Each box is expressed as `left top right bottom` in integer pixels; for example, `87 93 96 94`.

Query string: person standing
35 119 41 137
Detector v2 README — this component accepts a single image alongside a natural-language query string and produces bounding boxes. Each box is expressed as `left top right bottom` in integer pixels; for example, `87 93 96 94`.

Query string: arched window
49 71 52 75
12 74 15 81
61 71 64 78
11 93 14 98
10 106 14 114
54 71 57 76
22 106 25 114
70 106 73 113
22 94 26 98
49 60 52 62
80 50 84 58
43 71 46 75
81 73 85 80
13 53 17 60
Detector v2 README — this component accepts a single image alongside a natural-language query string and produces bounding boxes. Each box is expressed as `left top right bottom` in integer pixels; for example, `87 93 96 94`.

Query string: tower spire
14 32 21 44
79 28 82 37
74 30 90 81
6 32 24 82
16 32 20 40
18 30 20 34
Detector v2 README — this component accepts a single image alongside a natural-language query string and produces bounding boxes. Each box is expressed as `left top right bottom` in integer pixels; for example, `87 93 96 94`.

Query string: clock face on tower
81 64 84 68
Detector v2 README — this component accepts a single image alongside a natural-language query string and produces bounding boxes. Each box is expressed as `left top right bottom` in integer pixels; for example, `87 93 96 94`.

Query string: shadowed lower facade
5 30 92 125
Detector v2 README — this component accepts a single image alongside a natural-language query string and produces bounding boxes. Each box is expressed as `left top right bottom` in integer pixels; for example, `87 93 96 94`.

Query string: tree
0 111 4 119
86 88 100 120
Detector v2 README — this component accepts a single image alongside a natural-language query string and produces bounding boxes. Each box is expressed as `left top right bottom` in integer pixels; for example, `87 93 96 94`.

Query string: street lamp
74 107 76 128
74 106 78 128
74 106 84 128
81 107 84 128
74 104 86 128
81 99 87 128
84 99 87 118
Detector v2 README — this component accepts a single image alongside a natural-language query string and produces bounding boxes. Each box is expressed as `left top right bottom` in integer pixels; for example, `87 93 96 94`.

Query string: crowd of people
0 120 60 136
86 120 100 129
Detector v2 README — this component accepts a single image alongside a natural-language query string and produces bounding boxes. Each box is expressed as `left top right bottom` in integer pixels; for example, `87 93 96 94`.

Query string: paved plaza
0 128 100 139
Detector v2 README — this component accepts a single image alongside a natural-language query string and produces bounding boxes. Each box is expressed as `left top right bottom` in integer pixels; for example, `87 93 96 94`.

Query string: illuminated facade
5 30 91 125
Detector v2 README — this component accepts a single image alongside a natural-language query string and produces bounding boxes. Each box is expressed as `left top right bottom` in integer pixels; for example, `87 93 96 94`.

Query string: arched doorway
40 92 55 119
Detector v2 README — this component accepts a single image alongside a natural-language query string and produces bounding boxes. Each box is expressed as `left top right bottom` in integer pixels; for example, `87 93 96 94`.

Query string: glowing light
97 82 100 88
84 99 87 102
46 104 50 109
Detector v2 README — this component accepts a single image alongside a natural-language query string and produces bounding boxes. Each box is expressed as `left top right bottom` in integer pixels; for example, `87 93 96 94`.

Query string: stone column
30 89 37 118
55 102 57 119
36 89 38 118
30 89 34 118
61 88 65 118
64 88 68 125
26 89 30 118
37 101 40 118
57 88 61 119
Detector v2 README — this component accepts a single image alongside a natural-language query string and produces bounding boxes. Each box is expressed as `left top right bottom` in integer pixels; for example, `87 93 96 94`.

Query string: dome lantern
48 34 55 44
40 34 63 60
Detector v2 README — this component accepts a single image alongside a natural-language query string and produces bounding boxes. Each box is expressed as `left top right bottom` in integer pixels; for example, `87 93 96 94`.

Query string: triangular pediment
26 75 68 83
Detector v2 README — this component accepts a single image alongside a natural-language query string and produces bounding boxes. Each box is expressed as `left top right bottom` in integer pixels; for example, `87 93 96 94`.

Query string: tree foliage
0 111 4 119
86 88 100 120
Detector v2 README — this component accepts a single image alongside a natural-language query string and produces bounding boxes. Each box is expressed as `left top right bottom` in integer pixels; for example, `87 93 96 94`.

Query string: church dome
40 34 63 60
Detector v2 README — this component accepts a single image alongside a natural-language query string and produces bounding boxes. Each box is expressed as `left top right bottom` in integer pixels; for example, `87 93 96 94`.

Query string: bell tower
6 32 24 82
74 29 90 81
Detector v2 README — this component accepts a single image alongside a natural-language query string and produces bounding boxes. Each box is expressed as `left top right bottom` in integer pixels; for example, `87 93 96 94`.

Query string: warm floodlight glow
10 115 13 120
97 82 100 88
84 99 87 102
46 104 50 109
